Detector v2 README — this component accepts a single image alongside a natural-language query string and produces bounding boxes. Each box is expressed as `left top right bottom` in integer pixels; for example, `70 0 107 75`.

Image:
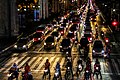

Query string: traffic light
112 21 118 26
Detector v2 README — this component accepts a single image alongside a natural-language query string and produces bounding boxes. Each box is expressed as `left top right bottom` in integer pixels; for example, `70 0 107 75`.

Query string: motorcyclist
66 59 74 79
93 58 102 79
44 59 51 78
76 58 83 76
55 62 62 79
9 63 19 79
105 44 111 57
84 66 91 80
24 63 30 74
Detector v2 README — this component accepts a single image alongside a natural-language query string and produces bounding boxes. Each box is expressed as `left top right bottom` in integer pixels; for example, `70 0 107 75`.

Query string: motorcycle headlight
23 45 26 48
55 72 59 76
67 67 70 69
93 50 95 53
44 69 48 72
44 43 46 45
102 50 104 53
14 45 17 48
52 43 54 45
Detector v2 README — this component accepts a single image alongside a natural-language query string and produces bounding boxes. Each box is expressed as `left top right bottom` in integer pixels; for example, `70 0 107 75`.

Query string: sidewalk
0 36 17 51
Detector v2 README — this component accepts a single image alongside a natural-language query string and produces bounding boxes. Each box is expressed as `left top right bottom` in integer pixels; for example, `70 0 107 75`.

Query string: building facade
0 0 19 37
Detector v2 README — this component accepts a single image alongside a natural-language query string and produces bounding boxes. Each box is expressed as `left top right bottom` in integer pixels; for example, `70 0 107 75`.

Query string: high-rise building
0 0 19 37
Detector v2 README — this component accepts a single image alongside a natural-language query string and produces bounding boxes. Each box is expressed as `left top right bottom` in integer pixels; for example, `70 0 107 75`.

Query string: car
90 15 96 22
57 26 66 36
84 31 93 43
36 24 46 34
66 31 77 42
79 37 89 49
69 24 79 34
44 36 57 49
32 32 44 43
92 40 105 57
60 38 72 53
46 24 54 31
51 31 61 41
84 26 92 33
13 37 33 51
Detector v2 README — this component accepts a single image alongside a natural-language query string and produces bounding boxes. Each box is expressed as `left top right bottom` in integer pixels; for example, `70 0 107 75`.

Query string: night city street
0 0 120 80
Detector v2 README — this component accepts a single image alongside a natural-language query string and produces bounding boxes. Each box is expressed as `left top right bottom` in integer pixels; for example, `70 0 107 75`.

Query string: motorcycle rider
66 59 74 79
9 63 19 79
24 63 30 74
84 65 92 80
93 58 102 79
44 59 51 78
76 58 83 76
55 62 62 79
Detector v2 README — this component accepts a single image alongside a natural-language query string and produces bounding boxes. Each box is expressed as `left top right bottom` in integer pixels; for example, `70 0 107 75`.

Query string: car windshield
36 27 45 31
70 26 76 31
58 27 64 31
33 33 42 38
51 32 59 37
84 34 91 37
94 41 103 48
80 38 89 44
67 33 74 38
18 38 28 43
45 36 54 42
61 39 70 46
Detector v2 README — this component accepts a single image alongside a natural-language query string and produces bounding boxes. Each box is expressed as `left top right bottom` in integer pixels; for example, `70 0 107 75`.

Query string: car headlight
52 43 54 45
23 45 26 48
102 50 104 53
38 38 40 40
14 45 17 48
44 43 46 45
60 46 62 48
93 50 95 53
69 46 71 48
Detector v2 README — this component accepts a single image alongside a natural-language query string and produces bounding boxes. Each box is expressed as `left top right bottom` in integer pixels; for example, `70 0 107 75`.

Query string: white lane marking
100 62 105 74
18 57 30 68
73 56 78 67
31 57 42 69
51 57 60 72
0 57 18 72
28 57 37 65
3 56 25 73
60 57 65 68
36 57 48 70
111 59 120 74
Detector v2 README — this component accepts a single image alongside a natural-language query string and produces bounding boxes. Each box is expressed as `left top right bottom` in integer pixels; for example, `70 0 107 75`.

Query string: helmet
13 63 17 66
46 59 49 62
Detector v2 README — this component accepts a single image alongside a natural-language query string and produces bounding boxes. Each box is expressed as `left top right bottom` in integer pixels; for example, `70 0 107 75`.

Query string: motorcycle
84 70 90 80
7 68 19 80
94 66 100 79
22 72 33 80
76 64 83 78
42 68 50 79
53 68 61 80
65 67 72 80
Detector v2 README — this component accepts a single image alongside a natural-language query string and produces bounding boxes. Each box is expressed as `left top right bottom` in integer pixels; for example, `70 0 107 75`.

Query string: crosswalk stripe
36 57 48 70
0 57 18 72
51 57 60 72
31 57 42 69
60 57 65 68
73 56 78 67
28 57 37 65
18 57 30 68
111 59 119 74
4 56 25 73
100 62 104 74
